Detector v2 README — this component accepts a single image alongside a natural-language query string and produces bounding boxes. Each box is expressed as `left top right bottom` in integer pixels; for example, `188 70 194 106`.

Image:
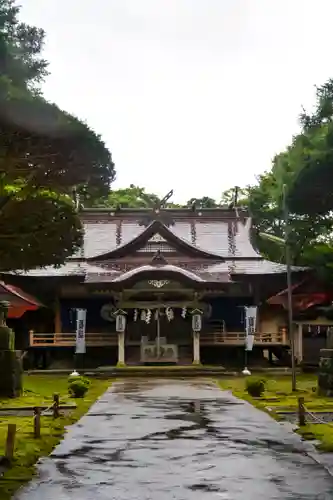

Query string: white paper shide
76 308 87 354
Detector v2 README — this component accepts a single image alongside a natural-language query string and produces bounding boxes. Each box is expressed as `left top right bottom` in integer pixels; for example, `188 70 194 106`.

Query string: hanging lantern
191 309 203 332
140 310 146 322
133 309 138 322
181 307 187 318
115 309 127 332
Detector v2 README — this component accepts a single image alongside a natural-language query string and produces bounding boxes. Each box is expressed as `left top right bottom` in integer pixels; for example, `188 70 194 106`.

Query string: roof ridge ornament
157 189 174 209
151 249 168 265
138 190 175 226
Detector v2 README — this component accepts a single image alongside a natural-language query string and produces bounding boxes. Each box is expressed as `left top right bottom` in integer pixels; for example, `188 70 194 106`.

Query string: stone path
15 379 333 499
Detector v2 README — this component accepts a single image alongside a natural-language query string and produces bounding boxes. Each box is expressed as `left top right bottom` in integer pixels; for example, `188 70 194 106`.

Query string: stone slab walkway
15 378 333 499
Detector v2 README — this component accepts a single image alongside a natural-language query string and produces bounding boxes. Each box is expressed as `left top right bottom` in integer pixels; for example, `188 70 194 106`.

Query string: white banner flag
244 306 257 351
76 308 87 354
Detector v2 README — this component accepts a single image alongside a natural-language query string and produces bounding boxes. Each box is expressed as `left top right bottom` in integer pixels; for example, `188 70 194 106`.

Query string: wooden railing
29 331 117 347
29 330 288 348
200 331 288 345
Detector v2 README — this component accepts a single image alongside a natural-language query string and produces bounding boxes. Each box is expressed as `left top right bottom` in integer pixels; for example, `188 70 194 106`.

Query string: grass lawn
0 374 112 499
218 374 333 452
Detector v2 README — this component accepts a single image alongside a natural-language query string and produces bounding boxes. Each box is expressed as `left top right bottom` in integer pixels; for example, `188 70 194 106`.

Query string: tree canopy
0 0 115 271
281 79 333 215
86 185 161 209
87 187 226 210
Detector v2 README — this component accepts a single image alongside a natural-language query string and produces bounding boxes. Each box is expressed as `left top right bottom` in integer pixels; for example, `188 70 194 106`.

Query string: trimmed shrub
245 377 265 397
68 376 90 398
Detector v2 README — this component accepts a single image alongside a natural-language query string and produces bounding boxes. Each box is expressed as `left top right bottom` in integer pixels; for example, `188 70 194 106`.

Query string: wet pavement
15 379 333 499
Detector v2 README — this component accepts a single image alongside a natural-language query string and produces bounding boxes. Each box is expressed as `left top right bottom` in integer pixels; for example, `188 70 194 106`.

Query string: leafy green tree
220 187 248 207
87 185 161 208
0 0 48 91
245 169 333 267
186 196 217 208
0 0 115 271
283 79 333 215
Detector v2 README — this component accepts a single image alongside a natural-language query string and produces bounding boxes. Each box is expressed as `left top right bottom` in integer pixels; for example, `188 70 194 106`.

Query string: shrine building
3 205 333 368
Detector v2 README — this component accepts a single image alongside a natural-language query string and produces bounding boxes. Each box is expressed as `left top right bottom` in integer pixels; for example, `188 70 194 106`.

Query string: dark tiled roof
75 214 259 259
11 262 118 278
10 209 306 279
81 222 143 258
16 259 304 280
204 260 306 276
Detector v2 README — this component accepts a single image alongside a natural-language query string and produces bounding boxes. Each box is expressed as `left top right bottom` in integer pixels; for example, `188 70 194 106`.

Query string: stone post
318 348 333 396
0 301 22 397
318 331 333 395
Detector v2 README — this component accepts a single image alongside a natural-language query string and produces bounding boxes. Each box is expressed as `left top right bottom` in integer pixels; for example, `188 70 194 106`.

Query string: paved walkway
15 379 333 499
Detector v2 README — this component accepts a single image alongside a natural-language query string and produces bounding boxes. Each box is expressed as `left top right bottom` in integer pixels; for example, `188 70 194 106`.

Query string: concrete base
27 365 302 378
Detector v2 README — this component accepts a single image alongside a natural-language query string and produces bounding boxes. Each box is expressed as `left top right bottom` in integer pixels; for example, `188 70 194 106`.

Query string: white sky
20 0 333 203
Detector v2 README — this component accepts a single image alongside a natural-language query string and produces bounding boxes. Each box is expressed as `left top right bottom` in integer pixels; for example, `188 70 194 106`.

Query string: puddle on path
15 379 333 500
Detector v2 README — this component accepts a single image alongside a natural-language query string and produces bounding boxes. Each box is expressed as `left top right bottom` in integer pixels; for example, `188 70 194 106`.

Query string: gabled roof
267 277 330 310
0 282 43 307
73 207 260 260
6 207 308 280
88 220 225 261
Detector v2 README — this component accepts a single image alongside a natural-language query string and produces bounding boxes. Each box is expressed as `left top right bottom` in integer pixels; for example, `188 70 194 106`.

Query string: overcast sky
20 0 333 203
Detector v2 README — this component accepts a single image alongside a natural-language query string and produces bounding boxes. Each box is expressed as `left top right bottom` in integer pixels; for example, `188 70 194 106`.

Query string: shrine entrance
124 303 194 364
140 308 179 363
113 272 212 365
126 306 204 368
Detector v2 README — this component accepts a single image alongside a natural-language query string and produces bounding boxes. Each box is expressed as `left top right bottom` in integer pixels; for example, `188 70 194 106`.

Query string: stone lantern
0 300 22 397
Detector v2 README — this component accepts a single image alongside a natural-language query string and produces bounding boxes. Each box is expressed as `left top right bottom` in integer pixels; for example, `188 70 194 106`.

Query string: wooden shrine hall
2 201 325 369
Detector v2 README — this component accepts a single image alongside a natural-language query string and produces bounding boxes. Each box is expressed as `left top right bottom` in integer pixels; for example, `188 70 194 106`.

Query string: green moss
0 375 112 499
297 424 333 452
217 374 333 452
218 374 326 409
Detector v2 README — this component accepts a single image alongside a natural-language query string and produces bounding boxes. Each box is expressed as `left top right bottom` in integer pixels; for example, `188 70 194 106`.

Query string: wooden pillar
54 297 61 334
117 332 125 366
297 323 303 363
193 332 200 365
115 309 127 367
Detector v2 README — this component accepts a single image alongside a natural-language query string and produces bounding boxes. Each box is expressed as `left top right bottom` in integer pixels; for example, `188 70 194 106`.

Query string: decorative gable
136 233 176 254
88 220 225 262
148 233 168 243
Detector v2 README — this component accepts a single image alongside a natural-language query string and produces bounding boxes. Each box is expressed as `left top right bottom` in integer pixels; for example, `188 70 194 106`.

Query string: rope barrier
297 397 333 427
41 403 55 416
303 405 333 427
